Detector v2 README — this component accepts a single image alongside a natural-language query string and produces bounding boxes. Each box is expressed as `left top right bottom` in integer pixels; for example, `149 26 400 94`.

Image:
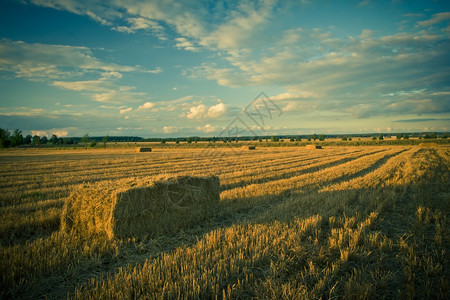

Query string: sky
0 0 449 138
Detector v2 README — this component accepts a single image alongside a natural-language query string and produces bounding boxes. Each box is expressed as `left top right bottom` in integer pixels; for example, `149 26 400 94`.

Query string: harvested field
0 145 448 299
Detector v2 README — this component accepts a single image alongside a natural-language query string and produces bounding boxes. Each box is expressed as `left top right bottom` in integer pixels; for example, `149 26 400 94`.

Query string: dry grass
0 145 448 299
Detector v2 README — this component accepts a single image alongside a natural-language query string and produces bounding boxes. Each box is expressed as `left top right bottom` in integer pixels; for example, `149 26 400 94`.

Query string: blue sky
0 0 449 138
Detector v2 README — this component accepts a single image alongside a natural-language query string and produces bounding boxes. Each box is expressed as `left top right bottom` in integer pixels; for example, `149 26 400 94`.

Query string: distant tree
396 134 402 140
307 138 311 141
64 138 74 145
290 137 295 142
295 137 301 142
423 134 431 139
0 128 11 148
348 137 352 141
271 136 279 142
24 135 32 145
32 135 41 146
161 139 166 144
312 134 317 141
10 129 24 147
102 135 109 146
81 134 90 144
442 135 447 139
89 141 97 147
431 133 437 139
259 138 263 142
50 134 58 144
341 136 348 141
318 134 325 141
40 136 48 144
403 135 409 140
378 135 384 140
59 137 64 144
372 136 377 140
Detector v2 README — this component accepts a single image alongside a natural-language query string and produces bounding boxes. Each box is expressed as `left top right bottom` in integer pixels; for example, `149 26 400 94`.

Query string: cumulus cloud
186 102 226 119
137 102 155 110
162 126 177 133
196 124 217 133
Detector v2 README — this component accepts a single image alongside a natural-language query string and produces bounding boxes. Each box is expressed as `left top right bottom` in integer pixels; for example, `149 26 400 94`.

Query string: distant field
0 145 448 299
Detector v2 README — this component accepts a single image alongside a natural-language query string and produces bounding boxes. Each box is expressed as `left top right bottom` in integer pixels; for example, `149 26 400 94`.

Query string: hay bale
61 176 220 239
306 144 322 149
136 147 152 152
248 146 256 150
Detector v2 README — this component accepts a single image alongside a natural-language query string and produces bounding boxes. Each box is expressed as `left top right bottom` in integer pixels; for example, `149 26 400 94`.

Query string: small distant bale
136 147 152 152
418 142 438 147
248 146 256 150
61 176 220 239
306 144 322 149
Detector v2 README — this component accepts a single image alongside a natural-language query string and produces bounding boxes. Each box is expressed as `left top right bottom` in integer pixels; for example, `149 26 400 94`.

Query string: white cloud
175 37 199 52
196 124 217 133
270 92 317 101
162 126 177 134
137 102 155 110
31 129 69 137
206 102 226 118
0 39 160 103
186 104 207 119
119 107 132 114
186 102 226 119
417 12 450 27
113 17 164 34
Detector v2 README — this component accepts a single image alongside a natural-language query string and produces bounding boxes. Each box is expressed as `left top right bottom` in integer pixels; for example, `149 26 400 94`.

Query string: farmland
0 144 449 299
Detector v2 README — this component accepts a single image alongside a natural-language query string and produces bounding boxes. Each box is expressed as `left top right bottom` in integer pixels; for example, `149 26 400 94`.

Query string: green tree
40 136 48 144
50 134 58 144
318 134 325 141
290 137 294 142
32 135 41 146
378 135 384 140
295 137 301 142
81 134 90 144
312 133 318 141
341 136 348 141
0 128 11 148
102 135 109 147
10 129 24 147
24 135 32 145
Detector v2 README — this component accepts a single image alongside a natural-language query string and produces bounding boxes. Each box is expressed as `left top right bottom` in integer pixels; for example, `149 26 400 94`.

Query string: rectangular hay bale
61 176 220 239
136 147 152 152
306 144 322 149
